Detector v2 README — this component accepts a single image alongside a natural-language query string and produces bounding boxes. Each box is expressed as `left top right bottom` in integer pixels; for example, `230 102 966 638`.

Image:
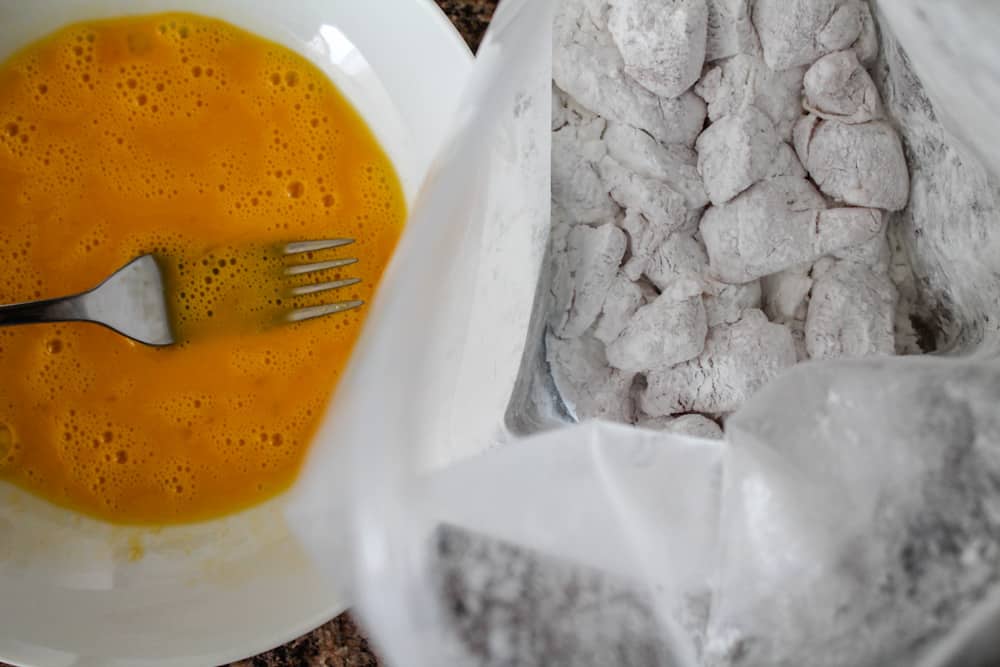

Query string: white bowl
0 2 472 665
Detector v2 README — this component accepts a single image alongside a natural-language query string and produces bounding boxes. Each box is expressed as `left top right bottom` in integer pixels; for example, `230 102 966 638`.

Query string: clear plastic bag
287 1 1000 665
286 0 558 662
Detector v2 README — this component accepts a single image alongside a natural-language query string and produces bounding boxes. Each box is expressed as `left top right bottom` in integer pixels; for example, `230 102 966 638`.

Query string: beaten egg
0 13 406 523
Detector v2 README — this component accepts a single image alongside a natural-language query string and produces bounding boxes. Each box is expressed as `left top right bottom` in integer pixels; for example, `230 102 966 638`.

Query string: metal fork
0 239 362 347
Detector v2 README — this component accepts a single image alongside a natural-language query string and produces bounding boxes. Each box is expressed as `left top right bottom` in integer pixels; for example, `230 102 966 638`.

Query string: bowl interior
0 1 471 665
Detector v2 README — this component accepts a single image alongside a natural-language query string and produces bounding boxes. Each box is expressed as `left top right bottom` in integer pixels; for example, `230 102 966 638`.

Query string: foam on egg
0 13 405 524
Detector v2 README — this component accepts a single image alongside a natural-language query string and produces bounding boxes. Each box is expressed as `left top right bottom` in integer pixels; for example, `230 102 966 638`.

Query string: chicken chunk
636 413 725 439
753 0 863 70
705 0 759 61
803 50 883 124
852 1 879 66
700 177 884 283
548 209 575 328
830 224 890 271
761 264 813 361
594 274 646 344
761 265 813 323
599 155 691 234
552 83 599 131
805 261 897 359
696 106 803 205
607 0 708 99
551 223 628 338
694 55 806 140
794 115 910 211
641 309 797 415
642 231 710 290
620 208 669 282
606 280 708 372
604 121 709 208
703 278 762 327
554 0 707 146
547 332 636 422
552 91 620 224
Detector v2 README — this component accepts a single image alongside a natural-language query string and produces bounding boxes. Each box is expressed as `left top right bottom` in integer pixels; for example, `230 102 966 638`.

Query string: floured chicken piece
636 413 724 439
579 0 611 28
552 89 620 223
696 106 804 205
695 55 806 140
761 265 814 360
552 83 604 131
806 260 898 359
547 332 635 422
642 231 709 290
831 224 890 269
703 278 762 327
551 223 628 339
607 0 708 99
604 122 708 208
705 0 759 61
548 209 575 328
700 176 884 283
761 265 813 323
671 414 725 439
594 274 646 344
599 155 692 233
753 0 862 70
851 1 878 66
551 86 572 131
606 280 708 373
553 0 707 146
641 309 797 415
620 208 671 281
803 50 883 124
794 115 910 211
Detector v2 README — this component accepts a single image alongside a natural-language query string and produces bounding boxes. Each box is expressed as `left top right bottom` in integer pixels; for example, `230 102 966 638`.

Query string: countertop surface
229 1 497 666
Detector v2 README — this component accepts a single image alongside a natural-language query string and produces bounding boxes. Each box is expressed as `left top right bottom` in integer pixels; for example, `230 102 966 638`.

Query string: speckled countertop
229 2 497 666
438 0 499 51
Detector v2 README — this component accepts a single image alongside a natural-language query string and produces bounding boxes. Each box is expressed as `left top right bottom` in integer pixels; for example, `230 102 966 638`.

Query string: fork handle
0 295 85 328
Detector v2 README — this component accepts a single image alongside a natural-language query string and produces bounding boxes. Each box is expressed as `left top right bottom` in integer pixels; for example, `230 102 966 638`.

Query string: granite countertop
229 2 497 666
438 0 499 52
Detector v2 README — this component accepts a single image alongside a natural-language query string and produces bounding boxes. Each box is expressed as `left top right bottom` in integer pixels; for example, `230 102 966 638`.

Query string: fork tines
283 238 363 322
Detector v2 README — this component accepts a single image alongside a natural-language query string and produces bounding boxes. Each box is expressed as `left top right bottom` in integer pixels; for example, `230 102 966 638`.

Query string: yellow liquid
0 13 406 523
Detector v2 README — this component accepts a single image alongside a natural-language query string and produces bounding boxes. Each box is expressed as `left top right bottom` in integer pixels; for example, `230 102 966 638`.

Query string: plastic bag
287 0 1000 665
286 0 557 663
